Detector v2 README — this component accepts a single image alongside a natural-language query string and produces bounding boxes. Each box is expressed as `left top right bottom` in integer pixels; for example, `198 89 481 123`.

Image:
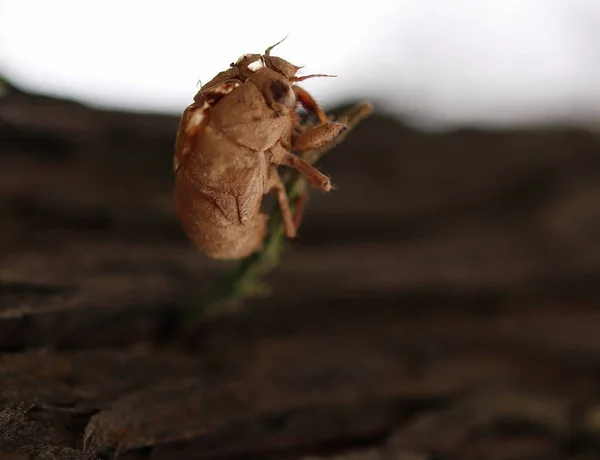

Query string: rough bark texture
1 81 600 459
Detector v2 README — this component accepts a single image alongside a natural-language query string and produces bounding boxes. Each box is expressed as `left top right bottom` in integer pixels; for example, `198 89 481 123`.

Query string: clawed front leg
292 85 346 153
299 102 374 165
292 86 373 159
293 121 345 153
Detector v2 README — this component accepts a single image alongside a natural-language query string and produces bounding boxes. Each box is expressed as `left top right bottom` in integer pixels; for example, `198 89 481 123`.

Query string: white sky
1 0 600 127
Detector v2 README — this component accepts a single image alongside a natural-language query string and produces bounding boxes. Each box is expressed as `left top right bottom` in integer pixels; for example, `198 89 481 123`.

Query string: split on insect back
173 37 371 261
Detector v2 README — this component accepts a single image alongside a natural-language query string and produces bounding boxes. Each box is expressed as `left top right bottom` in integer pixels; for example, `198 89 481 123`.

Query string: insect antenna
265 34 290 56
292 73 337 82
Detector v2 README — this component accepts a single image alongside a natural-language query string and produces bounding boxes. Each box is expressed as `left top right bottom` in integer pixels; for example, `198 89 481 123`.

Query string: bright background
1 0 600 128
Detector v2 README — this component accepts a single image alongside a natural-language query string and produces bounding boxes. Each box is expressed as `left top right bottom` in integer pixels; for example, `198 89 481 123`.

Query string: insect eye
269 80 295 110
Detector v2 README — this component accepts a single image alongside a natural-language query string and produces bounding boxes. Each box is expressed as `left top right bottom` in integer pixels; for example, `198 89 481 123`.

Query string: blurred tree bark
1 80 600 459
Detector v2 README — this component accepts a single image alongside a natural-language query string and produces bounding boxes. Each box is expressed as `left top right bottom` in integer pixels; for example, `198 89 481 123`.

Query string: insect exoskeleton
174 39 346 260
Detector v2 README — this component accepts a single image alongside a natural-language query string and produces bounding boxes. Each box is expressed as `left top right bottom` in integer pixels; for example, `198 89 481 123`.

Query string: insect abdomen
175 184 268 259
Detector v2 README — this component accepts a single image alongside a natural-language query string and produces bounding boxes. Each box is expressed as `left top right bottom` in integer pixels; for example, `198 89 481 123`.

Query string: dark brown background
1 79 600 459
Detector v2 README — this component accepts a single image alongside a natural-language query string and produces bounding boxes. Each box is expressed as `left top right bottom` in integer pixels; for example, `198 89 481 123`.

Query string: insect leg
282 153 332 191
293 85 330 124
292 120 345 153
269 142 332 192
299 102 374 165
266 167 297 238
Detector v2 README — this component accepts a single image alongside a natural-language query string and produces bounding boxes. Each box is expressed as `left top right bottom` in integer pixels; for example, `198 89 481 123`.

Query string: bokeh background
2 1 600 459
3 0 600 126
